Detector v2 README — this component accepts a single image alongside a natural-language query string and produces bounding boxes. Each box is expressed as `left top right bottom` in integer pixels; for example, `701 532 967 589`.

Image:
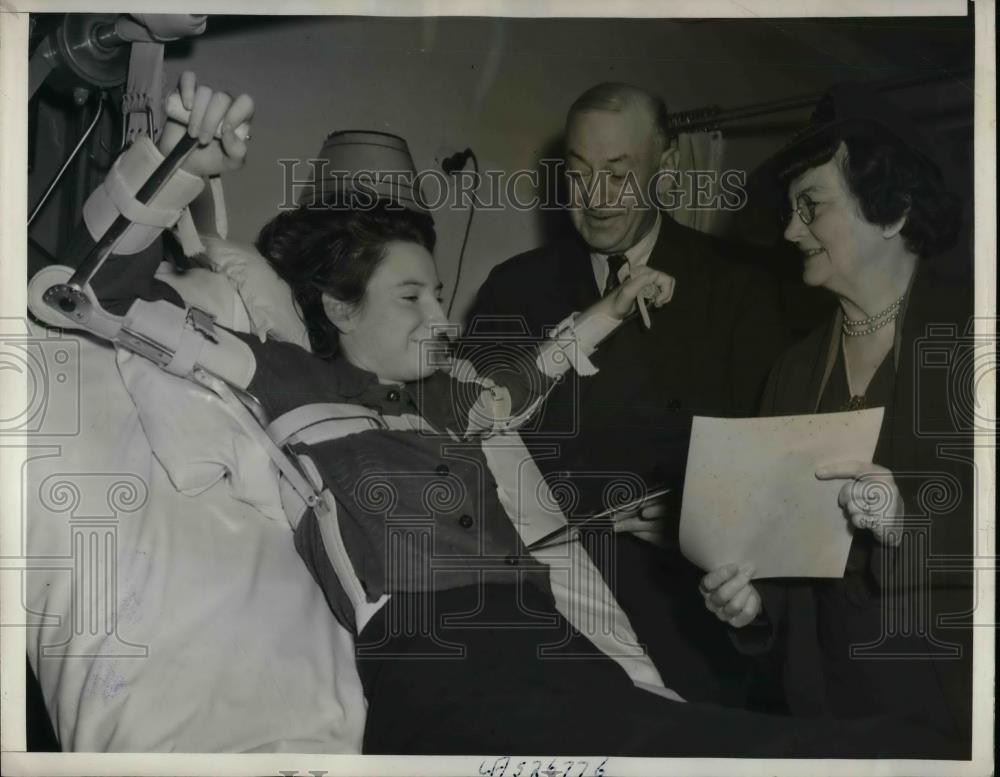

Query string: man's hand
157 71 254 178
816 460 904 547
611 492 673 549
700 563 761 628
603 266 675 320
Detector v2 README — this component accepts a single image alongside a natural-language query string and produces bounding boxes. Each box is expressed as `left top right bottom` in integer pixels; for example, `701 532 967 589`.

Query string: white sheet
24 265 366 752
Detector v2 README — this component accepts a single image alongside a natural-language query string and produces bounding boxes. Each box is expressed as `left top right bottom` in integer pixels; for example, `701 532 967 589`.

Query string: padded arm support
83 136 205 256
123 298 257 389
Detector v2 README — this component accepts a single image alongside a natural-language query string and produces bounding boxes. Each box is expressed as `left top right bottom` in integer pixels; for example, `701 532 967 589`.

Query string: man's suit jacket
468 214 789 518
466 214 790 704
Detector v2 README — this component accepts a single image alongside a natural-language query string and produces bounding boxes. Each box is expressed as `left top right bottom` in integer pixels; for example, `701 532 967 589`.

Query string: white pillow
110 264 284 521
116 349 286 523
197 236 312 351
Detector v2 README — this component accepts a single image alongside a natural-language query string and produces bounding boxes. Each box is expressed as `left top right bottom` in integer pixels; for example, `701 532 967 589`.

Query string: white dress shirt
589 212 662 293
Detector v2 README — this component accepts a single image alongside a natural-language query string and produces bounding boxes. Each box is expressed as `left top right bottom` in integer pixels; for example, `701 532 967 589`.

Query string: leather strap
164 318 205 377
268 402 387 446
123 42 165 145
193 370 322 517
104 162 182 228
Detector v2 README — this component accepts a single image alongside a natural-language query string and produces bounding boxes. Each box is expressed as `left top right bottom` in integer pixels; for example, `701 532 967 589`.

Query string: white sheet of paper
679 408 885 579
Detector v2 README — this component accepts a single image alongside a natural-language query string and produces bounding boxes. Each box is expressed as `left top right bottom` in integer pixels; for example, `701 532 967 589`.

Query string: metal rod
720 105 974 139
28 96 105 227
667 67 974 134
92 22 126 50
67 133 199 289
446 152 478 320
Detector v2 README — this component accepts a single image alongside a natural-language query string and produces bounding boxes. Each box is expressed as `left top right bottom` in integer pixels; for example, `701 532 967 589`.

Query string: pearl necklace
841 293 905 337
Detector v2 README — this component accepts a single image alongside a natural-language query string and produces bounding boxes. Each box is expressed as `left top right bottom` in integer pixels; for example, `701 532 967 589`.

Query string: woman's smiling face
783 143 894 297
328 240 449 383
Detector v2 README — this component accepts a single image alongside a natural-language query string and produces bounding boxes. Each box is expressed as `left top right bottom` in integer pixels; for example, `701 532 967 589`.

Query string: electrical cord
445 150 478 320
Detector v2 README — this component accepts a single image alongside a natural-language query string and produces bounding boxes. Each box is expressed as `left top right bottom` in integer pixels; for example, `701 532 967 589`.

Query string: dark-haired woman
702 83 973 757
62 73 960 757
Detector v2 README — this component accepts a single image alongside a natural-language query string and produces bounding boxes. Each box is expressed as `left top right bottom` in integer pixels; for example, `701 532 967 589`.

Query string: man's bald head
566 82 673 150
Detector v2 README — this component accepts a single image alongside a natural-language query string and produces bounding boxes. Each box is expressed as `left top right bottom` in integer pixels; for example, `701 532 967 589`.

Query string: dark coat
466 214 791 704
741 261 974 754
468 214 790 509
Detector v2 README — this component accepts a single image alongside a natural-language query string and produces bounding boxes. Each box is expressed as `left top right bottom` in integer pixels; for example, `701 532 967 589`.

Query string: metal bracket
185 306 218 343
42 283 93 325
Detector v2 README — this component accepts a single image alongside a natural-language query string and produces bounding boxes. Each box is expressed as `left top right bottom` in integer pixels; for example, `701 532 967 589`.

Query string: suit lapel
641 215 693 341
647 212 681 274
888 265 950 472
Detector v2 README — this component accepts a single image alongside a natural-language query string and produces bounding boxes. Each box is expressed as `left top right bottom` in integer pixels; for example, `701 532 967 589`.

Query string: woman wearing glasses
700 83 973 757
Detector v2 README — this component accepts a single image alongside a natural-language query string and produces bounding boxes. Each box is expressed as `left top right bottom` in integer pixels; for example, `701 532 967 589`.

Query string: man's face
565 104 668 254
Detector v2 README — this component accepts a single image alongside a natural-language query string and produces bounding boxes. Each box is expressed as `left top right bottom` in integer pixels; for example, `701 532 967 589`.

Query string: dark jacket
468 214 790 515
466 214 790 704
738 261 974 753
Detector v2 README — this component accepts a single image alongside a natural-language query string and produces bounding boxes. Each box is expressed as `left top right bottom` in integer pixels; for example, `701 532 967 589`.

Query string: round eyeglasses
783 192 817 227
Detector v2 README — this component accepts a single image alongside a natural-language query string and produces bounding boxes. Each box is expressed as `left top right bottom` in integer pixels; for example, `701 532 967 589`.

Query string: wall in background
30 14 974 320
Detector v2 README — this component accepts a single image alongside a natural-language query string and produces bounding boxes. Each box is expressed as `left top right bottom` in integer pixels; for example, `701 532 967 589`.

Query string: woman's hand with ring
158 70 255 178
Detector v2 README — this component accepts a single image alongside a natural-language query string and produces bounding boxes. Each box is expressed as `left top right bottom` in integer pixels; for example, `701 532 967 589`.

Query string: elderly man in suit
466 82 789 705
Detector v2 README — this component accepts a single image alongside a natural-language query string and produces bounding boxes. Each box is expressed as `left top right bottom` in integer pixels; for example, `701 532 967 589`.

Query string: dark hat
767 81 942 183
297 130 430 215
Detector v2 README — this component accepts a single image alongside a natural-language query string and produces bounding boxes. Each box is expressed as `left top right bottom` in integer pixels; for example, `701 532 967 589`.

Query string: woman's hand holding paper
700 563 761 628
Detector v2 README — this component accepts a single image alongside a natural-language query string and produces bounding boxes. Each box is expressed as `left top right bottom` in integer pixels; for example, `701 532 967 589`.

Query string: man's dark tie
603 253 629 296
